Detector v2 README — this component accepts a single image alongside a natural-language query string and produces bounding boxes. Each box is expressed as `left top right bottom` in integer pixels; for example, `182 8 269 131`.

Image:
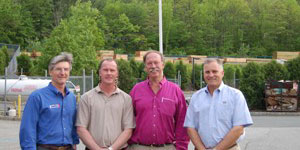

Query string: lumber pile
187 55 207 64
224 58 247 63
164 57 175 63
114 54 128 60
174 57 189 64
97 50 114 60
135 51 149 57
273 51 300 60
246 58 272 63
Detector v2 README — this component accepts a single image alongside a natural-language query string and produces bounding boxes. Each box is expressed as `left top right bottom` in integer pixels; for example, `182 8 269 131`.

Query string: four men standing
19 51 252 150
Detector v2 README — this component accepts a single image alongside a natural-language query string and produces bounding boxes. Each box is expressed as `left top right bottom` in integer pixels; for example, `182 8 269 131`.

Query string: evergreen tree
17 54 33 75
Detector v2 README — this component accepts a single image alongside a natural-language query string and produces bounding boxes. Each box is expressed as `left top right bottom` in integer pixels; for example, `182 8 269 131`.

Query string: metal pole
192 58 195 90
158 0 163 54
21 68 23 75
178 70 181 88
233 71 236 88
4 67 7 115
83 69 86 94
45 70 47 77
200 70 203 88
91 70 94 89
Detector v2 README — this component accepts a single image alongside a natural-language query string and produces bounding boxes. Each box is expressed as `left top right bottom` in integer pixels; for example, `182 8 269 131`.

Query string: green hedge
286 56 300 80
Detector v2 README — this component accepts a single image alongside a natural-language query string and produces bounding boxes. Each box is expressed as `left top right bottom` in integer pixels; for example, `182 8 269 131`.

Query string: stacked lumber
21 51 42 58
174 57 189 64
187 55 207 61
97 50 114 60
193 59 206 64
134 57 143 62
21 52 31 57
273 51 300 60
246 58 272 63
224 58 247 63
164 57 175 63
187 55 207 64
114 54 128 60
135 51 149 57
31 51 41 58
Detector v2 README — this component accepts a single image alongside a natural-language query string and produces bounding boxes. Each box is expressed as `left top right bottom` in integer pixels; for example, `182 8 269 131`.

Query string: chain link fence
0 69 94 115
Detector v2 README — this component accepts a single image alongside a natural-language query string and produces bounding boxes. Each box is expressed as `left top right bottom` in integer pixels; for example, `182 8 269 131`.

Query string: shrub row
14 55 300 109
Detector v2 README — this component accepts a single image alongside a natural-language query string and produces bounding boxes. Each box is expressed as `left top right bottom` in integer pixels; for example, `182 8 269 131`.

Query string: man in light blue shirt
184 58 253 150
20 52 79 150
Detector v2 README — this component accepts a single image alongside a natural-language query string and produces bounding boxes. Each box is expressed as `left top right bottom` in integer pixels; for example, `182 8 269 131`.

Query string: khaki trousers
127 144 176 150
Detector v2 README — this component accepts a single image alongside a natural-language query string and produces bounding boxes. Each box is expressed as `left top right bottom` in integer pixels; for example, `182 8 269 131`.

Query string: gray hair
48 52 73 71
143 50 164 63
203 58 223 70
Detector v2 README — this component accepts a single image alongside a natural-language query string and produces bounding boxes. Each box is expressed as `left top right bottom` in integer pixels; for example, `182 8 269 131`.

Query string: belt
133 143 173 147
37 144 72 150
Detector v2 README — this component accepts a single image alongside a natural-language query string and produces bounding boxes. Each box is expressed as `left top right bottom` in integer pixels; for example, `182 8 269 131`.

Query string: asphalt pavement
1 115 300 150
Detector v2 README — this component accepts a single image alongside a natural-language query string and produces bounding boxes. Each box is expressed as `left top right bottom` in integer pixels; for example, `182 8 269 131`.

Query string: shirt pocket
160 97 176 117
216 100 233 123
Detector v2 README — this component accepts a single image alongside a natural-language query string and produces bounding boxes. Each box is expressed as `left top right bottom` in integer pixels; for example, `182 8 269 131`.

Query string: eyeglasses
53 67 70 73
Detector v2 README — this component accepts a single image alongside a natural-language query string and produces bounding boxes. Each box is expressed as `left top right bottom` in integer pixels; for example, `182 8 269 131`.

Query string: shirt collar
146 76 167 86
95 85 120 95
48 82 70 95
204 82 225 94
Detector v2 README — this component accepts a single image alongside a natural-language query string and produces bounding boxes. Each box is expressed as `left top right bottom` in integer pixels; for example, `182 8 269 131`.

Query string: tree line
1 0 300 57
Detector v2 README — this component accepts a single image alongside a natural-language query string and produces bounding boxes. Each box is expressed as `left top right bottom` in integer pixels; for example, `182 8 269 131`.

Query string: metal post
76 93 80 103
21 68 23 75
4 67 7 115
192 58 195 90
233 71 236 88
200 70 203 88
158 0 163 54
18 95 21 118
91 70 94 88
45 70 47 77
83 69 86 94
178 71 181 88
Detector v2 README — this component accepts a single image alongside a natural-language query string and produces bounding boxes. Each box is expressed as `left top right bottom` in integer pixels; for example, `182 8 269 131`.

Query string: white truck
0 75 80 101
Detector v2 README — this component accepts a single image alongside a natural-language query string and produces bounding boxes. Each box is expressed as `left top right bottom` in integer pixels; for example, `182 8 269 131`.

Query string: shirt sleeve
72 99 80 144
174 88 190 150
184 95 197 128
76 94 90 128
122 94 136 129
233 91 253 127
19 94 40 150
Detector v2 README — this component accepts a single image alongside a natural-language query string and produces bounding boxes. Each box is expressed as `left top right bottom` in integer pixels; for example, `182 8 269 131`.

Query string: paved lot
1 116 300 150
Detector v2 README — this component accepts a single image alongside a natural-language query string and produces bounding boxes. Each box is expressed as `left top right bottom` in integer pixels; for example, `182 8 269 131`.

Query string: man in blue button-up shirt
184 58 253 150
20 52 79 150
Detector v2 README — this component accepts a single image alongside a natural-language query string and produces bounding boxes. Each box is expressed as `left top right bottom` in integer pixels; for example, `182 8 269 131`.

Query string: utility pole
159 0 163 54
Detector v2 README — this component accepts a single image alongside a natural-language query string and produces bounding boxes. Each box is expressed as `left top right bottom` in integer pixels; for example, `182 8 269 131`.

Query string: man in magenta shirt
128 51 189 150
